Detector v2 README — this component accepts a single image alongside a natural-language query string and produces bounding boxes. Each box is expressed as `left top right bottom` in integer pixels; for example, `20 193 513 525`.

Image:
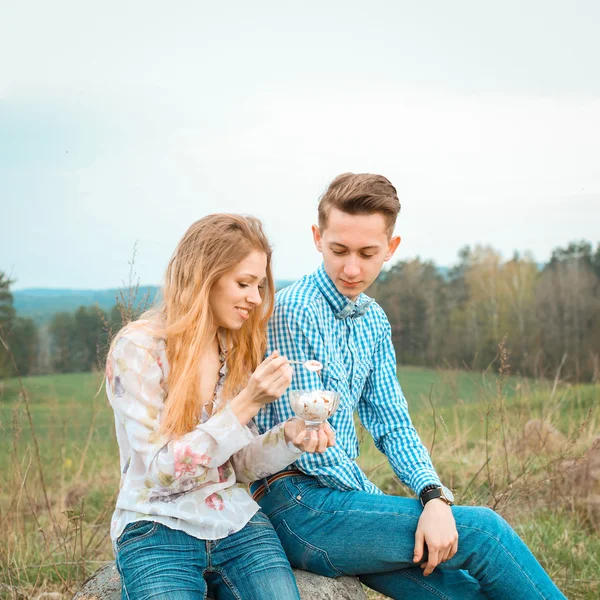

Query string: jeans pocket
116 520 159 551
290 475 321 491
275 519 343 578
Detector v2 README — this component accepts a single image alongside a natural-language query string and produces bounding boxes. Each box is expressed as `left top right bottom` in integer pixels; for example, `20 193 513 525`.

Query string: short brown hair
318 173 400 237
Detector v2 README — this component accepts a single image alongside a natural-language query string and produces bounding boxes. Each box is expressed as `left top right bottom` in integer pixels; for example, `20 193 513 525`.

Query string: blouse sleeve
230 420 303 483
107 335 255 488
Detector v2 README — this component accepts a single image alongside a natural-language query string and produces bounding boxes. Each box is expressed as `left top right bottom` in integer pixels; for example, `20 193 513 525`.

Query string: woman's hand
245 351 294 407
413 499 458 576
284 419 335 453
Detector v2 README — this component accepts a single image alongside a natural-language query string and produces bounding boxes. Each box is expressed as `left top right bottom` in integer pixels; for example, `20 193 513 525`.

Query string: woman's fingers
302 430 318 452
293 429 307 447
270 365 293 395
290 422 336 453
321 422 336 447
257 351 278 372
316 429 329 452
251 356 293 403
265 355 288 376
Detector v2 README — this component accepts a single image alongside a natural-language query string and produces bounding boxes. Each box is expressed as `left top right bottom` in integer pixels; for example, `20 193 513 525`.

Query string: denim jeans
255 474 567 600
115 511 301 599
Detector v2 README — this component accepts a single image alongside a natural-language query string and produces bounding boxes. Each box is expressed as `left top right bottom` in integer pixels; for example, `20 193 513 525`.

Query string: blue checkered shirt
255 264 442 496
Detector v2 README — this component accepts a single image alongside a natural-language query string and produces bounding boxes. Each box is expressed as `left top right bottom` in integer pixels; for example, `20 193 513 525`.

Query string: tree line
0 279 142 377
372 240 600 382
1 239 599 382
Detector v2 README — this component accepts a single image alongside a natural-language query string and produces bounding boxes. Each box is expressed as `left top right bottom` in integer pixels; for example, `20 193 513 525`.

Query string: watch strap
419 484 438 503
420 486 454 507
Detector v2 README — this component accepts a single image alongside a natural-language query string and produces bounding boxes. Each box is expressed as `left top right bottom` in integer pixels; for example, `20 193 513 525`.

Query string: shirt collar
312 264 375 320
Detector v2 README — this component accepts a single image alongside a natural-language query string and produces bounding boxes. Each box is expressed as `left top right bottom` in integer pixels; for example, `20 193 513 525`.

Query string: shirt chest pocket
352 360 372 400
323 360 372 409
322 361 350 409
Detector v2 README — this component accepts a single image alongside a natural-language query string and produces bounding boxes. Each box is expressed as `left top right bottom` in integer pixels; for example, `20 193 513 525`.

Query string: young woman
105 214 334 599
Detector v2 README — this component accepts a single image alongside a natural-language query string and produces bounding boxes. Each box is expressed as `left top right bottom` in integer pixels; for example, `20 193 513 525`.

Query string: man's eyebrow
329 242 380 251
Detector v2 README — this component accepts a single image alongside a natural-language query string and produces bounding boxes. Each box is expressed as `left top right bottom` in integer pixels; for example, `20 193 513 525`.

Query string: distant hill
13 280 297 324
12 286 161 324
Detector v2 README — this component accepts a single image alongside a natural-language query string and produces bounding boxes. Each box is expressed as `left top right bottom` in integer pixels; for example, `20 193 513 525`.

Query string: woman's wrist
283 419 295 444
229 389 262 425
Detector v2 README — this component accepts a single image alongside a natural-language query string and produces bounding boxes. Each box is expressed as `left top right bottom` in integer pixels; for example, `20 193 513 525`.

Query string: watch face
441 485 455 503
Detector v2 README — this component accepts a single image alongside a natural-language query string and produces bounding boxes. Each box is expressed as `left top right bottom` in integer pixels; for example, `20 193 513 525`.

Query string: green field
0 368 598 599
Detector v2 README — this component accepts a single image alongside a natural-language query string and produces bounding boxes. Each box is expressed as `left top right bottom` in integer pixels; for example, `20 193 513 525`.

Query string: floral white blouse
105 324 302 547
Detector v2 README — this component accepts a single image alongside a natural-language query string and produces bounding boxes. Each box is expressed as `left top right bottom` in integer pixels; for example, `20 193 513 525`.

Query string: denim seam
116 521 159 551
247 512 273 527
263 497 297 520
399 570 453 600
210 567 242 600
456 522 545 600
146 588 203 599
281 479 422 517
278 519 344 578
115 555 131 600
210 539 222 551
114 519 150 546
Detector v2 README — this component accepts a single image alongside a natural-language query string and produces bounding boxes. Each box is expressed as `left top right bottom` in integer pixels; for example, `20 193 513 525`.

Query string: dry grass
0 334 598 598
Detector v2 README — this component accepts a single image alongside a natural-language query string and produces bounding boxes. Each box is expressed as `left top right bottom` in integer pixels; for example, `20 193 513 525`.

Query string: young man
254 173 566 600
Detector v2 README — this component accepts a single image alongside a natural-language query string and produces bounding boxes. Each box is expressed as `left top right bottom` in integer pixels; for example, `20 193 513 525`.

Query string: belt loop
263 476 271 496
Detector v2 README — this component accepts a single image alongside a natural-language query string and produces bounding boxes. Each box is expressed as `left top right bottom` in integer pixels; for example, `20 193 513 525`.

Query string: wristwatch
420 485 455 507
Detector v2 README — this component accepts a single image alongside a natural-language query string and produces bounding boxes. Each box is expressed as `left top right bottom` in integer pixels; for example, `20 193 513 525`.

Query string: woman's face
209 250 268 330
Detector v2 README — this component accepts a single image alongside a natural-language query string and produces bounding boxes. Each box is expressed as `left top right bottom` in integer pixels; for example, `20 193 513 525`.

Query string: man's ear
312 224 323 253
384 235 401 261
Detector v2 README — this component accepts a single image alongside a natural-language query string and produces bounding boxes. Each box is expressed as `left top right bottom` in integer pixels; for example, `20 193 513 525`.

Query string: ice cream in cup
289 389 341 431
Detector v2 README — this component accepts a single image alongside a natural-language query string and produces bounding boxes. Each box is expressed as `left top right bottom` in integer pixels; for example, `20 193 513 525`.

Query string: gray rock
293 568 366 600
73 562 366 599
73 564 120 600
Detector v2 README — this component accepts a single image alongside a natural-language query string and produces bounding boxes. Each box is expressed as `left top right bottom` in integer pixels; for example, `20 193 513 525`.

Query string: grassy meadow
0 366 598 599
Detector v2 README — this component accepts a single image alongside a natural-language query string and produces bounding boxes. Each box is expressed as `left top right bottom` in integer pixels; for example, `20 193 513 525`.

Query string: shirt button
296 495 302 500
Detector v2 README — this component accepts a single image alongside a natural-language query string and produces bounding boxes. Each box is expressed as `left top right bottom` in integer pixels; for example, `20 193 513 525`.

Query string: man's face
312 207 401 300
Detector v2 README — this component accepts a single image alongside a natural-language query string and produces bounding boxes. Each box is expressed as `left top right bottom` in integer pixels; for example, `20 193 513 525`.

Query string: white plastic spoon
288 359 324 372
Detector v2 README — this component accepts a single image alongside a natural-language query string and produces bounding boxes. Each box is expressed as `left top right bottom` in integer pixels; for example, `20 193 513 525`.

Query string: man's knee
458 505 511 542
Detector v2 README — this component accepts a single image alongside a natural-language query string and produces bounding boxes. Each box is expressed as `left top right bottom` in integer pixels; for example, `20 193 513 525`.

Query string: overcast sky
2 0 599 290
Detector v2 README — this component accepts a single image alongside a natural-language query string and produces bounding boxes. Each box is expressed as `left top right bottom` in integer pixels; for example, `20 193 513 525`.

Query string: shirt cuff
286 440 304 455
274 421 304 456
201 402 256 455
412 471 443 498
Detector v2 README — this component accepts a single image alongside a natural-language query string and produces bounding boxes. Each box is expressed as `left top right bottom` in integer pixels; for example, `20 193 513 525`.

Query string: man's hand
284 419 335 453
413 499 458 576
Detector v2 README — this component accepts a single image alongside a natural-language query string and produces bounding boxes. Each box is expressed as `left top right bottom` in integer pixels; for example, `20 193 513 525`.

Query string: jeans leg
449 506 566 600
258 475 566 600
360 567 485 600
116 521 207 600
211 511 301 600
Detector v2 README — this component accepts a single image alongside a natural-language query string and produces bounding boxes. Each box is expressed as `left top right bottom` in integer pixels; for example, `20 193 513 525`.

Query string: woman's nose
247 286 262 306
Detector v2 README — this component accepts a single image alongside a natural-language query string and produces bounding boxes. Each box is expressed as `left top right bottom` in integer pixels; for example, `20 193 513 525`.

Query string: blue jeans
255 474 566 600
115 511 301 599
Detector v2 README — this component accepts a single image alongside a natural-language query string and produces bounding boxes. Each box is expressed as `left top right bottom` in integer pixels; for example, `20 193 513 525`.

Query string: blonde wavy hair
111 214 275 438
